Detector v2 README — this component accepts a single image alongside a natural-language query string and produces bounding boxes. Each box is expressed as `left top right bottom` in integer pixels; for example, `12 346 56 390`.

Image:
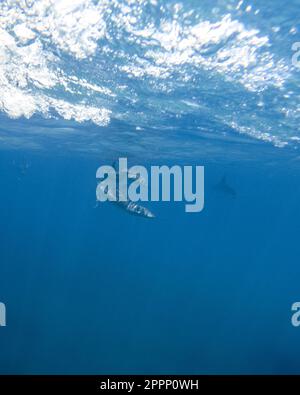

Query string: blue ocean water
0 0 300 374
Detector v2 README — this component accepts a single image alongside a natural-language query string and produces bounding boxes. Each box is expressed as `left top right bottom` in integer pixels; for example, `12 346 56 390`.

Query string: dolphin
213 175 236 198
97 162 155 219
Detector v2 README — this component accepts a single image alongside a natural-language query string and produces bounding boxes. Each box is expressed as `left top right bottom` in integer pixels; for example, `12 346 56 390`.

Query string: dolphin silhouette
213 175 236 198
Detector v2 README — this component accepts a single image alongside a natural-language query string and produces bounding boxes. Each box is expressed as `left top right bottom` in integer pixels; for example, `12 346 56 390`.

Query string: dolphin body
97 163 155 219
213 176 236 198
114 199 155 219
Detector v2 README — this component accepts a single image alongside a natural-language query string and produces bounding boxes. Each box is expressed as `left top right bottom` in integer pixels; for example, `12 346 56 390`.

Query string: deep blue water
1 0 300 374
1 147 300 374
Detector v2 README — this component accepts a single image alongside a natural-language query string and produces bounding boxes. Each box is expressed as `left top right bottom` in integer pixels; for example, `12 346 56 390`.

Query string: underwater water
0 0 300 374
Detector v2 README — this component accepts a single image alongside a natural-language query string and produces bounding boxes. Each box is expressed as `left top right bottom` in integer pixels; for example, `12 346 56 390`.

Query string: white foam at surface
0 0 110 125
0 0 297 149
